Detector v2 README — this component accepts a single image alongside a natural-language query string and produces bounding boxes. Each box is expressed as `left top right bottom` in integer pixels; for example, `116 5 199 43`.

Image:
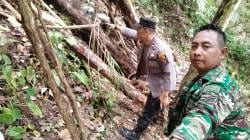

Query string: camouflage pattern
120 27 176 97
167 64 250 139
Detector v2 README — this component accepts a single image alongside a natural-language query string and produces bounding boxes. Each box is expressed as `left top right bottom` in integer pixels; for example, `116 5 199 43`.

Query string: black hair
139 17 156 30
194 24 226 47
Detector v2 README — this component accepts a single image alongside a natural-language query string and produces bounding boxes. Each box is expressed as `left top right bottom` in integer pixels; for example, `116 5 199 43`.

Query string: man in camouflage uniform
166 24 249 140
105 17 176 139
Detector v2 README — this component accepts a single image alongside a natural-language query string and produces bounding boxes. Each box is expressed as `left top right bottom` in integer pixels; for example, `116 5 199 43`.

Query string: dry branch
46 24 99 29
0 11 11 18
38 0 65 25
1 0 21 20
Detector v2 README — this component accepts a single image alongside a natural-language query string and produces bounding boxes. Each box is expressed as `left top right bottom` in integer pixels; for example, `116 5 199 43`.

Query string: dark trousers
134 93 161 133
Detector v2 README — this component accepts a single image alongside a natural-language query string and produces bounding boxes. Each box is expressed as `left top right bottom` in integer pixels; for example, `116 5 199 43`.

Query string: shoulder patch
203 84 221 93
158 51 168 62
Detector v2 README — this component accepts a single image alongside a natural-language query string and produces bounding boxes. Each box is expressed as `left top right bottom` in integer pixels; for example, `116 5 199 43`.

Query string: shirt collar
201 64 225 83
182 64 225 93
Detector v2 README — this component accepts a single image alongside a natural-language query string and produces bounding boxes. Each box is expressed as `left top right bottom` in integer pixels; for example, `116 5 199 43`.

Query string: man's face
136 27 149 44
190 30 227 74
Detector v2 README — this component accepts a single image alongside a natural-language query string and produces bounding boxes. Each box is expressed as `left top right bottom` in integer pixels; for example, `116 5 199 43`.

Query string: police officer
105 17 176 139
166 24 249 140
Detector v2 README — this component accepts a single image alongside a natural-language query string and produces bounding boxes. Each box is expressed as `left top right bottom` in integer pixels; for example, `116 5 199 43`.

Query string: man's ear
142 28 147 33
220 47 228 59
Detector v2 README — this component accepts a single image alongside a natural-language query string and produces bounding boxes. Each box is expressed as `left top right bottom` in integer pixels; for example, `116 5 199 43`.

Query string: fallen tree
46 0 146 103
65 37 146 104
51 0 137 77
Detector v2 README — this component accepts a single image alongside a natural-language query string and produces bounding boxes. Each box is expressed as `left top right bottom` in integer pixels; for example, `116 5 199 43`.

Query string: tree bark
15 0 84 139
212 0 243 30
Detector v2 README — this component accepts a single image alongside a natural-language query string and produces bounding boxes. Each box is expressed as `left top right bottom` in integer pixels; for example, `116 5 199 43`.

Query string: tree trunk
109 0 138 28
15 0 85 139
65 38 146 104
212 0 243 30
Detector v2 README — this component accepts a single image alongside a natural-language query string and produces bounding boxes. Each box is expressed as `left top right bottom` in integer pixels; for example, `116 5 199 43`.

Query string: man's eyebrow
202 41 211 45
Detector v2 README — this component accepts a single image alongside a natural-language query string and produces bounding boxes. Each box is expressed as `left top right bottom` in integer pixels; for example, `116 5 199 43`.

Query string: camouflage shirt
168 64 249 140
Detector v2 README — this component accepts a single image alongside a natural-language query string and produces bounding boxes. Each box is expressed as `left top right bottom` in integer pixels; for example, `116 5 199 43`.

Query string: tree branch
46 24 99 29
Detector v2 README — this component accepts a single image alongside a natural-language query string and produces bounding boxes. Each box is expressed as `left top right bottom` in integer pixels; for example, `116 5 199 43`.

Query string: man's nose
193 46 202 56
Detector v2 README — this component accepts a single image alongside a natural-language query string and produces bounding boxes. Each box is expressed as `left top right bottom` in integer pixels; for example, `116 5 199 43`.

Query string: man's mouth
192 59 203 64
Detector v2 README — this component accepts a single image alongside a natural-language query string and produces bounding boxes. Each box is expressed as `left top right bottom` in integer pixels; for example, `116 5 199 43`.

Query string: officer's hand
159 91 170 109
102 23 120 30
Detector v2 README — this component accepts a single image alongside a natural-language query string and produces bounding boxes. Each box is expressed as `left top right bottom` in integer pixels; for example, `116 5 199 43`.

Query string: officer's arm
170 84 235 140
119 26 137 39
104 23 137 39
157 49 172 108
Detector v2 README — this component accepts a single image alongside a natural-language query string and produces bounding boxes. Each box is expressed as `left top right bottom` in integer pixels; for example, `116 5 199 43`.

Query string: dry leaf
58 129 71 140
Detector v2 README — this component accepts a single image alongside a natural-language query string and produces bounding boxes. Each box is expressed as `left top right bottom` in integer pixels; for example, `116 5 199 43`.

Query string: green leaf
71 71 89 87
6 126 24 140
52 70 61 87
11 107 21 120
0 112 15 125
10 78 17 89
2 65 12 80
24 94 31 103
26 66 36 83
25 87 36 96
16 68 27 86
26 101 42 117
49 31 64 47
0 54 11 65
0 107 21 125
55 48 66 65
